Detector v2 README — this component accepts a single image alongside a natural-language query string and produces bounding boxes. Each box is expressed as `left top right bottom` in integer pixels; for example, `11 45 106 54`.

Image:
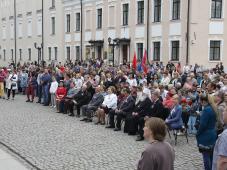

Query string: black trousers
138 116 145 138
108 110 127 129
7 86 15 98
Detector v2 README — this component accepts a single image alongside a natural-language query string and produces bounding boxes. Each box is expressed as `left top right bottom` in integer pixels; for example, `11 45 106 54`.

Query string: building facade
0 0 226 68
62 0 227 68
0 0 64 66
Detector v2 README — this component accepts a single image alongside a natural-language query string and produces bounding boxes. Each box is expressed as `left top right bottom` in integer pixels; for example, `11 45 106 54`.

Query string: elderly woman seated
95 86 117 125
165 94 183 130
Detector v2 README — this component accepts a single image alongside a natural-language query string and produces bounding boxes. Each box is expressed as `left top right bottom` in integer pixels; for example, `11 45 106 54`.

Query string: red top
56 87 67 100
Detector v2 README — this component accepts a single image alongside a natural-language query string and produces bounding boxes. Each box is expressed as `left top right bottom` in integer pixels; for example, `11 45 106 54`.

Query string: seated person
62 82 77 114
56 81 67 113
80 86 104 122
106 88 135 131
136 90 165 141
95 86 117 125
70 84 91 117
165 94 183 130
125 88 152 136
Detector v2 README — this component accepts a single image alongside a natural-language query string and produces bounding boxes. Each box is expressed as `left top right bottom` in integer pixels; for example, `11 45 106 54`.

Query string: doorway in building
97 46 102 59
122 45 128 64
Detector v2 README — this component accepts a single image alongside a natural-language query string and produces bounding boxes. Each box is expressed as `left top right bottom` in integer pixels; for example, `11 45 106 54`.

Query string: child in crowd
56 81 67 112
49 77 58 108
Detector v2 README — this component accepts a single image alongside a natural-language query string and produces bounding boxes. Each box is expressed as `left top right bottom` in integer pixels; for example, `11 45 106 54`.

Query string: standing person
0 69 6 98
20 69 28 95
49 76 58 108
7 70 18 100
137 118 175 170
26 72 37 102
196 94 217 170
36 69 43 103
41 69 51 106
212 107 227 170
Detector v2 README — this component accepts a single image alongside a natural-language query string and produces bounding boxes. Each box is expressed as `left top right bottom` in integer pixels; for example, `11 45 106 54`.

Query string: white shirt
74 78 83 90
102 93 118 109
161 76 170 86
49 81 58 94
127 78 137 87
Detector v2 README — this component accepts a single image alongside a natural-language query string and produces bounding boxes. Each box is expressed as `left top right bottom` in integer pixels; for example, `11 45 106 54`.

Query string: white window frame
169 0 182 21
121 1 130 26
209 0 225 19
136 0 145 25
152 0 163 23
168 37 181 61
151 39 163 61
108 5 116 28
208 39 223 62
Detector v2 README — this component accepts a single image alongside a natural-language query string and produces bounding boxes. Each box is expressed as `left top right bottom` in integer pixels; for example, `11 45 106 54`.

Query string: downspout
80 0 83 61
14 0 17 67
147 0 150 63
42 0 44 66
186 0 191 65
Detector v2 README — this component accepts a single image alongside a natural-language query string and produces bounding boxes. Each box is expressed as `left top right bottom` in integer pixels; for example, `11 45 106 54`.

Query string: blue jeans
43 85 49 105
188 115 197 134
202 152 213 170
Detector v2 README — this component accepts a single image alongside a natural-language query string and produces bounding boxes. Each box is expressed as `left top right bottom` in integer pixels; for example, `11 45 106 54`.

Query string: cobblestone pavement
0 95 203 170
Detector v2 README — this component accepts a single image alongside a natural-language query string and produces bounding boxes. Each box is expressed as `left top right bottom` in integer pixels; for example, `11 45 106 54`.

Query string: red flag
142 49 148 74
132 52 137 70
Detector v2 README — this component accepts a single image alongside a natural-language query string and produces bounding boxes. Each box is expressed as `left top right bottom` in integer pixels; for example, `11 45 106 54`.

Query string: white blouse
102 93 118 110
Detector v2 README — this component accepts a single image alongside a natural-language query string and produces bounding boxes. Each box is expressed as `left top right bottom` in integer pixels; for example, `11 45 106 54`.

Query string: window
171 41 179 61
48 47 51 60
11 49 13 61
172 0 180 20
28 48 31 61
51 0 55 8
76 46 80 60
54 47 57 60
51 17 55 35
27 20 32 37
37 17 42 36
19 49 22 60
154 0 161 22
2 25 6 40
3 49 6 61
211 0 222 18
109 6 115 27
76 13 80 31
97 8 102 29
137 43 143 61
153 42 160 61
137 1 144 24
210 40 221 61
66 47 70 60
123 4 129 26
66 14 70 32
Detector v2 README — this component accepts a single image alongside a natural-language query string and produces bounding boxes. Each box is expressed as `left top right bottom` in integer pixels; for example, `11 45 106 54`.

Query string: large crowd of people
0 59 227 170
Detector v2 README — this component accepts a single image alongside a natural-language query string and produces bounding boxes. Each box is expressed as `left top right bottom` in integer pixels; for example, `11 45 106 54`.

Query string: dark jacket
149 99 165 120
119 95 135 113
196 104 217 147
89 93 104 107
74 90 91 106
135 98 152 117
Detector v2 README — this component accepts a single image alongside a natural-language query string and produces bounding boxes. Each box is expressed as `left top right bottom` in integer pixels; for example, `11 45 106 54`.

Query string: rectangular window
54 47 57 60
51 17 55 35
2 25 6 40
154 0 161 22
109 6 115 27
86 10 91 30
11 49 13 61
51 0 55 8
37 17 42 36
76 13 80 31
19 49 22 60
76 46 80 60
27 20 32 37
3 49 6 61
171 41 179 61
153 42 160 61
123 4 129 26
97 8 102 29
66 14 70 32
172 0 180 20
137 1 144 24
66 47 70 60
28 48 31 61
48 47 51 61
210 40 221 61
211 0 222 18
137 43 143 61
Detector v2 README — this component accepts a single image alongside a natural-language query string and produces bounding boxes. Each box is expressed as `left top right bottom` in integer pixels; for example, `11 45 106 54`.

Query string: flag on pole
132 52 137 70
142 49 148 74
